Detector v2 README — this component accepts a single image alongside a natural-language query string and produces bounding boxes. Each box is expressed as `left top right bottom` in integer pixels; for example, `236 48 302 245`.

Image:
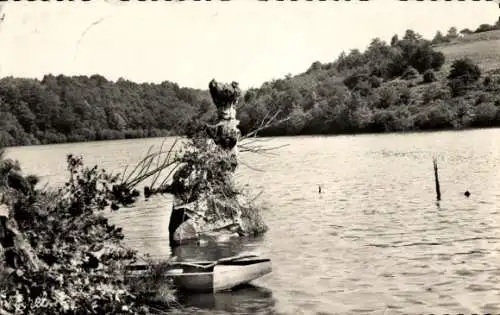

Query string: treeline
431 17 500 45
0 75 215 146
1 22 500 147
241 28 500 136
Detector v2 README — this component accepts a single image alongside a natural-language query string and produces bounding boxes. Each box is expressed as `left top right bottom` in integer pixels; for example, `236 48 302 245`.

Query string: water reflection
170 235 266 262
177 284 276 315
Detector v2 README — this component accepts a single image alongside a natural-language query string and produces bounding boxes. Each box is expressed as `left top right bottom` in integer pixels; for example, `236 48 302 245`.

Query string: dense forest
1 20 500 147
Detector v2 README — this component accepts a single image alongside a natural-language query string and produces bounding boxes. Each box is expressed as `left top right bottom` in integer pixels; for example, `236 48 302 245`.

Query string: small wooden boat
126 254 272 293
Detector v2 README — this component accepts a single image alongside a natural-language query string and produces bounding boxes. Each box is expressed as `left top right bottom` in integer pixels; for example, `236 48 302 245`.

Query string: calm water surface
5 129 500 315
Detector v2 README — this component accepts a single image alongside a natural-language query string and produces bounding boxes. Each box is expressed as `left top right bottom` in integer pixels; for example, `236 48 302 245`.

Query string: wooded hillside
2 19 500 147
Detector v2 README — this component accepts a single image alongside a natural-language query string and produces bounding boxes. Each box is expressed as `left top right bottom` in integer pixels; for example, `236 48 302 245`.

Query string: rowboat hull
169 258 272 293
125 255 272 293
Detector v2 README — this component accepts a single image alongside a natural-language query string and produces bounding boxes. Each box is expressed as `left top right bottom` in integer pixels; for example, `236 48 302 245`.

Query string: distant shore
4 125 500 150
2 28 500 148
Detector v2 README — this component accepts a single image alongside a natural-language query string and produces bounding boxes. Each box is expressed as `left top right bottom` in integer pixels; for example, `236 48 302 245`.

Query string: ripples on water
5 128 500 315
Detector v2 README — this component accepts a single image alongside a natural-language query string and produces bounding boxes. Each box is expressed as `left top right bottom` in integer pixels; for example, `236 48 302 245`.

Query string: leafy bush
413 100 455 130
472 103 499 126
432 31 449 45
422 83 451 104
374 86 399 109
401 67 419 80
370 109 398 132
475 24 495 33
448 78 469 97
0 152 173 314
475 93 494 106
452 100 474 128
448 58 481 84
406 43 445 73
423 70 437 83
173 130 268 236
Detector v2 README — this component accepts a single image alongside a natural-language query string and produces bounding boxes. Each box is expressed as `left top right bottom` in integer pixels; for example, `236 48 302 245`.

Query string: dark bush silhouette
432 31 448 45
430 51 446 71
475 23 495 33
401 67 419 80
483 76 492 87
343 74 378 96
448 58 481 84
472 103 499 126
460 28 473 35
423 69 437 83
448 78 469 97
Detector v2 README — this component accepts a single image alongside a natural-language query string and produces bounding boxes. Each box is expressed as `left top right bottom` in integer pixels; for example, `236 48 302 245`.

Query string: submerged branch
433 156 441 202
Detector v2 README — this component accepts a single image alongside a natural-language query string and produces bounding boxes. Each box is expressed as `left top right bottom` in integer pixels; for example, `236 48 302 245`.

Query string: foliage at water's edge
2 19 500 147
0 150 177 314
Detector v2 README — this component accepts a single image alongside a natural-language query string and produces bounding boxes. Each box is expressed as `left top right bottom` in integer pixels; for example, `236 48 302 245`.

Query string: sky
0 0 498 90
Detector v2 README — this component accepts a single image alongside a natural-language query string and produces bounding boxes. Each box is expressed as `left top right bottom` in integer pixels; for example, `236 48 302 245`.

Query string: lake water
5 128 500 315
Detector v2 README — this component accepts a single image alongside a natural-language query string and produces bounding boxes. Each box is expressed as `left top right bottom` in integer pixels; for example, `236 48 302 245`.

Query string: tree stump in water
168 79 243 247
172 219 199 245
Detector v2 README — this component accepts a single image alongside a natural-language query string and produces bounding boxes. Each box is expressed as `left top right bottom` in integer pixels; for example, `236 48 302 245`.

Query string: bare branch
238 159 265 172
240 109 292 144
239 143 289 156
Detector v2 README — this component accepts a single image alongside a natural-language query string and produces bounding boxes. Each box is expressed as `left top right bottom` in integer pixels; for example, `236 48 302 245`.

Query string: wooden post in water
432 157 441 201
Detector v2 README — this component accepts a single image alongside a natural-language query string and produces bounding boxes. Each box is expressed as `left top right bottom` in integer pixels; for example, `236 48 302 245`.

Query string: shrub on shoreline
0 150 176 314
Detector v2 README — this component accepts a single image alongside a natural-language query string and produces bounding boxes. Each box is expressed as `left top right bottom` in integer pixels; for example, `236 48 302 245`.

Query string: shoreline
3 125 500 150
